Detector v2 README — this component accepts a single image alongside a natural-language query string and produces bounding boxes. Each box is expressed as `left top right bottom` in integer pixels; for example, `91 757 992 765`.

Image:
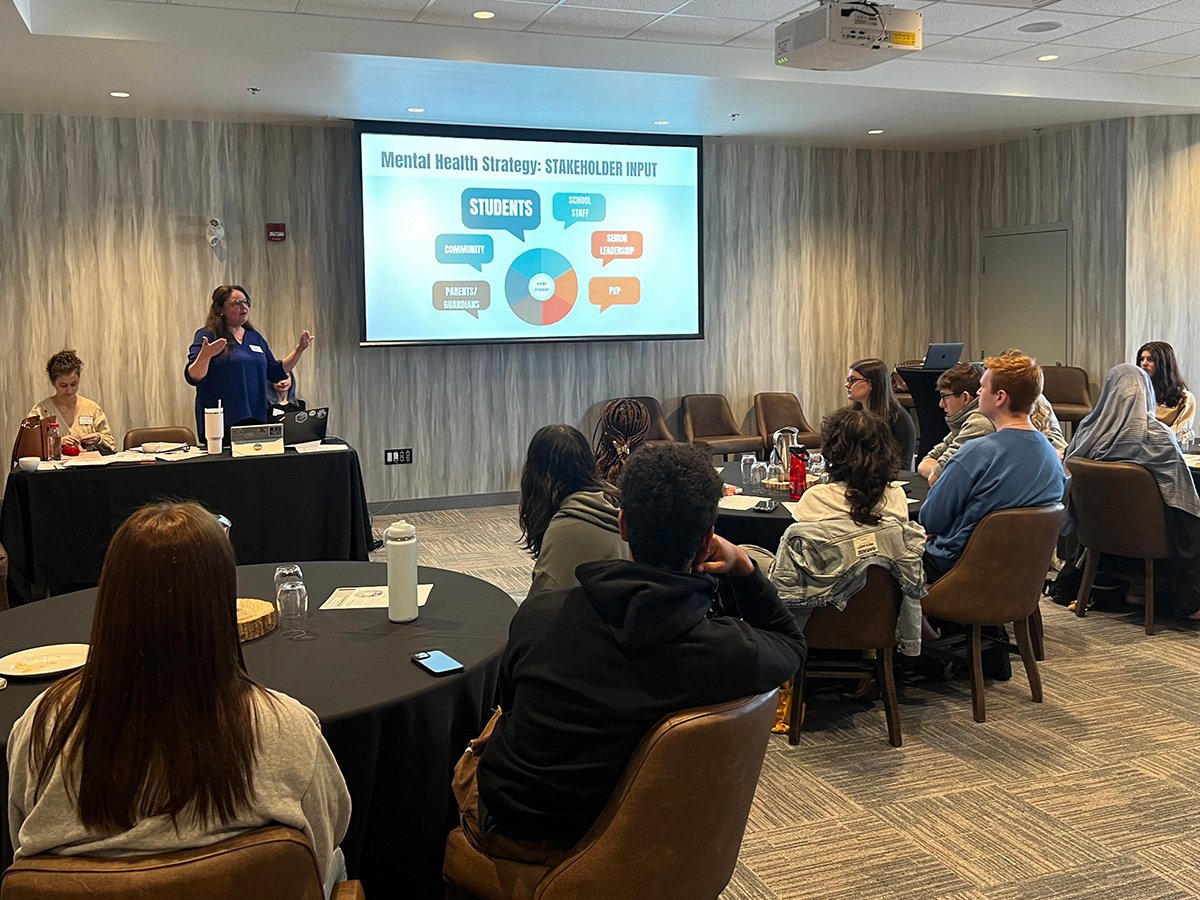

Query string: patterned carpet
373 506 1200 899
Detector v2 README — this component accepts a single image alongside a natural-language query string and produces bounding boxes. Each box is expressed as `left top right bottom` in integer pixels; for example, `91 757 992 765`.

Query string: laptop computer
282 407 329 446
923 342 964 371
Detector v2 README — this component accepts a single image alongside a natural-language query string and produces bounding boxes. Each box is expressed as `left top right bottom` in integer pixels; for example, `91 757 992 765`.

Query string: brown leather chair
0 826 364 900
0 540 8 611
1041 365 1093 428
922 504 1066 723
791 567 903 747
122 426 198 450
1065 458 1170 635
681 394 761 459
442 690 777 900
629 396 677 444
754 392 822 453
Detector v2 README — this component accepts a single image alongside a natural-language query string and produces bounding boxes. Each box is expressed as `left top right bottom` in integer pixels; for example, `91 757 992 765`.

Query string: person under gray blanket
461 443 806 858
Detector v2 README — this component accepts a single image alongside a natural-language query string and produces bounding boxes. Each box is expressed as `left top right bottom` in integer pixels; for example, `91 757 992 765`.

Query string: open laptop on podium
923 342 964 371
280 407 330 446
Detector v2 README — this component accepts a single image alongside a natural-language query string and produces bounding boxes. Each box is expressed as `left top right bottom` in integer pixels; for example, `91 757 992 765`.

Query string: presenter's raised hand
199 336 227 360
296 330 315 353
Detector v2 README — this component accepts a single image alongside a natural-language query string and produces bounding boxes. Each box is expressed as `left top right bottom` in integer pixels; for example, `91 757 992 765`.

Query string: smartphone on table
412 650 464 676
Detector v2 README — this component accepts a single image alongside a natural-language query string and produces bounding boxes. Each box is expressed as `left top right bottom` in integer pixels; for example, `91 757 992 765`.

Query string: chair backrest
1041 365 1092 408
803 566 902 651
0 826 326 900
532 690 777 900
754 392 815 448
1065 458 1171 559
682 394 740 443
123 426 199 450
923 504 1066 626
629 396 675 442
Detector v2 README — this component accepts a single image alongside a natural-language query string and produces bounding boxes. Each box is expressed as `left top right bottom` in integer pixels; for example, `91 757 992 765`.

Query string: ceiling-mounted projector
776 2 923 72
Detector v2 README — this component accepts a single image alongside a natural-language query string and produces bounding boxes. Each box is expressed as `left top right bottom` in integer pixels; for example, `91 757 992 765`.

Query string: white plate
0 644 89 678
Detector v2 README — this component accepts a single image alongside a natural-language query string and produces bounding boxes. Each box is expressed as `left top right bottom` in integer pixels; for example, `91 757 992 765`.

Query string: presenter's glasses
225 298 252 309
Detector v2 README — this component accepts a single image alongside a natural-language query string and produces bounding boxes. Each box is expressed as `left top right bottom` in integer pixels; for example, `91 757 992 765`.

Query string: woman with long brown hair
519 424 627 596
845 357 916 466
1137 340 1195 438
7 502 350 895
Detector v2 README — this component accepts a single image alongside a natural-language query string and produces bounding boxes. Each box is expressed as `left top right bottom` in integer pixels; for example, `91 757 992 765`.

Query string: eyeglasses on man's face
938 392 958 400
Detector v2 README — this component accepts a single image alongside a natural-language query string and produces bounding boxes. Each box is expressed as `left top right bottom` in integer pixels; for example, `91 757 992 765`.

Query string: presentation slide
358 125 702 346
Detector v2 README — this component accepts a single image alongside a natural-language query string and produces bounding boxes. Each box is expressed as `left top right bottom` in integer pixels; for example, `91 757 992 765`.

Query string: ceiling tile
723 21 776 48
1050 0 1176 13
1138 52 1200 71
632 14 762 43
416 0 550 29
676 0 807 20
558 0 681 12
295 0 422 19
985 41 1113 67
1055 16 1188 47
1118 25 1200 50
1065 47 1192 70
909 35 1034 62
919 3 1023 36
1140 0 1200 22
968 11 1117 42
525 6 660 38
172 0 299 9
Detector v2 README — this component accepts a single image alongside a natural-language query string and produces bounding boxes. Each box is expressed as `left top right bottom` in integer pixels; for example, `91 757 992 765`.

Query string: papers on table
1185 454 1200 469
320 584 433 610
718 495 761 511
154 447 207 461
907 498 920 505
294 442 349 454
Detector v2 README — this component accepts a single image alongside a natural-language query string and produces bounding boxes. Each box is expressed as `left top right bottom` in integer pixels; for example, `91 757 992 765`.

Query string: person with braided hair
592 398 650 485
519 425 628 597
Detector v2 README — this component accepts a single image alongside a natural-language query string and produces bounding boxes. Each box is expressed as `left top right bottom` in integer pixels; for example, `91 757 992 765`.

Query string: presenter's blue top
185 327 285 438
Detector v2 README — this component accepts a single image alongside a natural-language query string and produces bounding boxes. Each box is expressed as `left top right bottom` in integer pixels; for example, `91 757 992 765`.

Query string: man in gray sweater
917 362 995 486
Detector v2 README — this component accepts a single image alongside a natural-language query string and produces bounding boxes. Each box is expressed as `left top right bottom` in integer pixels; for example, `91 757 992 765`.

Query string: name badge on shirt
250 344 264 354
853 533 879 558
79 416 94 426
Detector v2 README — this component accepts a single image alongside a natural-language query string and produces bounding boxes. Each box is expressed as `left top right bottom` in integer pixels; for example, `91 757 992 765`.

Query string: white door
979 228 1069 366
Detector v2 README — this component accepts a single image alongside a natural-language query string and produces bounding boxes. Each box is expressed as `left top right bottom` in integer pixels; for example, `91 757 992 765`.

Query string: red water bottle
789 446 807 500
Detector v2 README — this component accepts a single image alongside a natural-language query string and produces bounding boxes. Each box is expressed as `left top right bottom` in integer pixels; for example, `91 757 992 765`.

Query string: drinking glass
766 462 786 493
808 452 827 483
276 580 309 623
274 564 304 592
739 453 757 485
750 461 768 487
1182 427 1196 454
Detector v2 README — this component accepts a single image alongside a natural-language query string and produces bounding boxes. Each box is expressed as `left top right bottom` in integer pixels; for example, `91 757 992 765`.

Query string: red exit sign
266 223 286 242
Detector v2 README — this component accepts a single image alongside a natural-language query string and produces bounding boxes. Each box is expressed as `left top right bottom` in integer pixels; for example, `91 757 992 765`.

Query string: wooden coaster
237 598 277 642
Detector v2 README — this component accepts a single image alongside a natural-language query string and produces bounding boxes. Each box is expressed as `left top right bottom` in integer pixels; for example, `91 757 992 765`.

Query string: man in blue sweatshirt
920 353 1066 581
463 443 807 861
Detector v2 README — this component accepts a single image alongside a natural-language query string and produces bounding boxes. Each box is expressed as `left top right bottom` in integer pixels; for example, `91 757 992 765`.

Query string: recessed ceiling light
109 91 130 98
867 129 884 135
473 10 495 19
407 107 425 113
1018 21 1062 34
653 120 669 126
1037 54 1059 62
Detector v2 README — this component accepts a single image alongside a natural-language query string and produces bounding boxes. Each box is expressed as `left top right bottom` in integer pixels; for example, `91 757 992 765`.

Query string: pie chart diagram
505 248 578 326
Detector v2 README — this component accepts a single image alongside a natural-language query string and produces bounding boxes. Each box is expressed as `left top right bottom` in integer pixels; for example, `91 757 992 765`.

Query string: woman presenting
185 284 313 438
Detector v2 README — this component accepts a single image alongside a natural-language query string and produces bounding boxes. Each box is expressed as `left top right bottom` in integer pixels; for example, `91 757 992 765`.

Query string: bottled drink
47 422 62 461
385 520 419 623
788 445 808 501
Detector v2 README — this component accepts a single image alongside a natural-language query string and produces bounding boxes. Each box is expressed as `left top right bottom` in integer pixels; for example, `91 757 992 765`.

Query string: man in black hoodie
469 443 807 858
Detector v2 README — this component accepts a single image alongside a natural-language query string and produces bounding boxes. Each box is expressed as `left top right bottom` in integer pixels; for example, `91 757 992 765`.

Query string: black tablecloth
0 448 372 605
0 561 515 899
714 464 930 550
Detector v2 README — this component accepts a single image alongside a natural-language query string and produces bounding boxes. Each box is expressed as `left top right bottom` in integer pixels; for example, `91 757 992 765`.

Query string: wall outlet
384 448 413 465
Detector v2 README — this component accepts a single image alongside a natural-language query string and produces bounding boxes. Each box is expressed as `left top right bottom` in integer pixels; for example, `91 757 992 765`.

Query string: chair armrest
332 880 366 900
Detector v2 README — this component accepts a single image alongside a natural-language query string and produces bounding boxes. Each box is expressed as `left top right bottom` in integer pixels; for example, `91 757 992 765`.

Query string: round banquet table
0 561 516 899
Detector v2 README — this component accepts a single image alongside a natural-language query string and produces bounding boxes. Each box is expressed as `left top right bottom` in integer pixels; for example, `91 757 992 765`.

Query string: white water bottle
385 520 419 623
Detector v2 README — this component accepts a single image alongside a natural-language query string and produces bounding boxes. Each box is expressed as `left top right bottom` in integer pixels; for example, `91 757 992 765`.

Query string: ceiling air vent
949 0 1060 8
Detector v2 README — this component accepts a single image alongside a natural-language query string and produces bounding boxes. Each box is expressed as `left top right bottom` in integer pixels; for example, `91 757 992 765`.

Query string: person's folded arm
919 456 972 537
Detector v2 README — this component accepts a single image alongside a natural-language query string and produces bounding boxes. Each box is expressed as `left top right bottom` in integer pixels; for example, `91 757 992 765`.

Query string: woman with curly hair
846 357 916 466
768 407 927 654
28 350 116 453
1138 341 1195 438
519 424 627 597
592 398 650 485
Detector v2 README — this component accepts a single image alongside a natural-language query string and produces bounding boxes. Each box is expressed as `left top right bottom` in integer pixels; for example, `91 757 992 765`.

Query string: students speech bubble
552 192 606 229
433 281 491 319
591 230 643 267
588 277 641 312
461 188 540 241
435 234 494 272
